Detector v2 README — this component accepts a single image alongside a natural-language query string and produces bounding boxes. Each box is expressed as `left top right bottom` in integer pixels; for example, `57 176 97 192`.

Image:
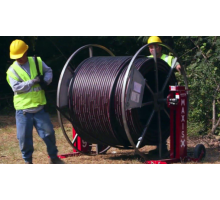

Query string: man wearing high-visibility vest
147 36 181 72
147 36 181 156
6 39 64 164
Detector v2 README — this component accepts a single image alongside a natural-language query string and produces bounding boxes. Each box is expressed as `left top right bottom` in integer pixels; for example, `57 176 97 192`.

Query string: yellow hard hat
147 36 162 44
10 39 29 59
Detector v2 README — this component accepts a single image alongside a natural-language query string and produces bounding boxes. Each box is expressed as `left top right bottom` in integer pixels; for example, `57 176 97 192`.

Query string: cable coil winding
67 56 177 149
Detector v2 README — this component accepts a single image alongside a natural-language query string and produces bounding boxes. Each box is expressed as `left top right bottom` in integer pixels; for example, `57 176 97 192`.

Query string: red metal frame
146 86 204 164
73 129 91 153
169 86 188 159
57 128 92 158
58 128 109 158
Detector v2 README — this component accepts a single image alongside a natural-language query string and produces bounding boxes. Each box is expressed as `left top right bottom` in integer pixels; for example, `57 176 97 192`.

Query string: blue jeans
16 108 58 162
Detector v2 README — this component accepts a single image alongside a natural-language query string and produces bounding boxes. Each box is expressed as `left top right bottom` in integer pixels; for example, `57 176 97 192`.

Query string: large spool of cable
68 55 177 148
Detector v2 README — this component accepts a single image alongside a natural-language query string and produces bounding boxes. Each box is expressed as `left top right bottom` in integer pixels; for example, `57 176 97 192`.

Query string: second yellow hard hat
147 36 162 44
10 39 29 59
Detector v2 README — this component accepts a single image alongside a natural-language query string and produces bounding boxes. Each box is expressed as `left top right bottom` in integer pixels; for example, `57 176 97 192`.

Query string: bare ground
0 113 220 164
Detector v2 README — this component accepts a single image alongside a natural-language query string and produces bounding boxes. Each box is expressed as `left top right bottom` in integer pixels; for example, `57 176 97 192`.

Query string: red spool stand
146 85 205 164
57 128 91 158
58 128 110 158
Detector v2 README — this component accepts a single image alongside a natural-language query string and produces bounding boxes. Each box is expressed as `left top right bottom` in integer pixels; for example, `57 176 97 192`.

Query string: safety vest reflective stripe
148 54 173 67
7 69 19 83
160 54 173 66
6 57 47 110
7 67 23 82
161 54 168 62
14 86 42 95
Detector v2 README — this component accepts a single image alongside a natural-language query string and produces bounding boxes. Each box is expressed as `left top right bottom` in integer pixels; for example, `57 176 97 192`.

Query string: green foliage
187 121 208 136
179 36 220 134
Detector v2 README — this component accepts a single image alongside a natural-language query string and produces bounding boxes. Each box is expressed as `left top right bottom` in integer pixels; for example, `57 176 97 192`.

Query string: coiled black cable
68 56 177 148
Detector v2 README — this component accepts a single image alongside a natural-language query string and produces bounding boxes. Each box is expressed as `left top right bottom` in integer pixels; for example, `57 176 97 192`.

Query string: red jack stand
58 128 110 158
57 128 91 158
146 85 206 164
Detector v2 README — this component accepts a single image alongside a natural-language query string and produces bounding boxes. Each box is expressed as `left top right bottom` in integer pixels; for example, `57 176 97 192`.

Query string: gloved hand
33 76 40 84
38 75 48 90
38 75 44 83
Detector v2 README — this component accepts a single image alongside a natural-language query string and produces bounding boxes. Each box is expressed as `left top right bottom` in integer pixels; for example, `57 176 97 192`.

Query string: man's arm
173 57 181 73
42 61 53 85
175 64 181 73
9 76 40 93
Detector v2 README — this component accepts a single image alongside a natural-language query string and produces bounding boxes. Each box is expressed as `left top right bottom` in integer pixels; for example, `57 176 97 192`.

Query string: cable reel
56 43 188 159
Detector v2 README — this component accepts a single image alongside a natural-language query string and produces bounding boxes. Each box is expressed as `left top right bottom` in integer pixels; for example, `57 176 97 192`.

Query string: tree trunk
210 117 220 135
208 85 220 135
209 85 220 135
212 98 216 130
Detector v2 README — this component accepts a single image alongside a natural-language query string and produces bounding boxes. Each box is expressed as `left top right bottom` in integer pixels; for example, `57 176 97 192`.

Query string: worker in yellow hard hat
147 36 181 156
6 39 64 164
147 36 181 72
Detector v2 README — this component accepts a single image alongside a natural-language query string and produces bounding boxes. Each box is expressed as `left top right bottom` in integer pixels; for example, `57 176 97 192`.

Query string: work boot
25 158 33 164
50 157 65 164
25 161 33 164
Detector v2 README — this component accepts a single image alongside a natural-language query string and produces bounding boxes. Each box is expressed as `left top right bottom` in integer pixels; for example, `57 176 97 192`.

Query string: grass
0 112 220 164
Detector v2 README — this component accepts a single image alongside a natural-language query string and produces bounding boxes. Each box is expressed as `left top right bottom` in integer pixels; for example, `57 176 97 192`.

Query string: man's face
16 52 28 65
149 44 162 57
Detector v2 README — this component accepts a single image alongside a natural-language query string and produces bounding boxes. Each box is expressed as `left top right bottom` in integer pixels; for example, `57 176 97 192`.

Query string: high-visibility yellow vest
6 57 47 110
148 54 173 67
